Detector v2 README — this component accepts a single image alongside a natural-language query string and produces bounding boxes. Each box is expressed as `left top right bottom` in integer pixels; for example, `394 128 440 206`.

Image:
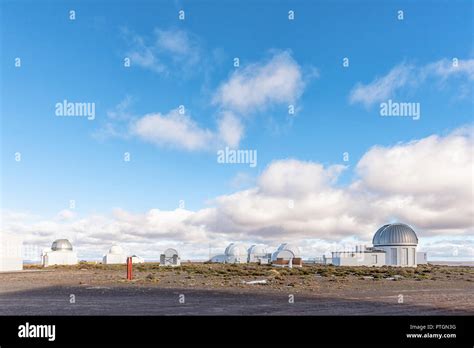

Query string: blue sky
1 0 473 260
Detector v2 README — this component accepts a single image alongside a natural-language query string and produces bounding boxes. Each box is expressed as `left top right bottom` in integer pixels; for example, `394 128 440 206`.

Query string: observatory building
330 223 426 267
224 243 248 263
42 239 78 267
247 245 271 264
160 248 181 267
271 243 303 267
103 245 127 264
0 232 23 272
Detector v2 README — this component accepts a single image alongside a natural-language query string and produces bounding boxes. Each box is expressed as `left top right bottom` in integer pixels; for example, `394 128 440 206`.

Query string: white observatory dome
225 243 247 257
248 245 267 255
271 249 295 261
277 243 301 258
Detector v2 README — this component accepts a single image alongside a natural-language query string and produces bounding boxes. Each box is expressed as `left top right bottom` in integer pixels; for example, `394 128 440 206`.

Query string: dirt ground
0 263 472 315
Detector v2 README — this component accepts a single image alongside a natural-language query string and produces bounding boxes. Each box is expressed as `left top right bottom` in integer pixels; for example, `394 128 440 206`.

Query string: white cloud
216 111 244 148
257 159 345 196
354 126 474 232
123 27 201 75
129 47 166 74
8 126 472 260
422 58 474 81
56 209 77 221
213 51 305 113
100 52 311 150
131 109 214 151
349 58 474 107
154 28 197 56
356 127 473 198
92 96 136 141
349 63 414 107
130 108 245 151
106 95 134 121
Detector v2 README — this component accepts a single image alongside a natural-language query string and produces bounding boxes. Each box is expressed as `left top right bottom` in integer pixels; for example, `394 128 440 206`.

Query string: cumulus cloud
5 127 472 260
213 51 305 113
131 108 243 151
356 128 473 197
131 109 214 151
257 160 345 196
349 58 474 107
354 126 474 232
123 51 309 151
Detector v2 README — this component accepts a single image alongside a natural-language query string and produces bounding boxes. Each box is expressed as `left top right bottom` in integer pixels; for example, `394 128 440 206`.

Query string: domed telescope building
247 245 270 264
224 243 248 264
271 243 303 268
42 239 78 267
160 248 181 267
329 223 427 267
373 223 418 266
103 245 127 265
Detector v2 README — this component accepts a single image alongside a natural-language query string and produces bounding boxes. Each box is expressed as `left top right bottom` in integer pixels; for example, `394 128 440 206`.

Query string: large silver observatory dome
373 223 418 246
51 239 73 251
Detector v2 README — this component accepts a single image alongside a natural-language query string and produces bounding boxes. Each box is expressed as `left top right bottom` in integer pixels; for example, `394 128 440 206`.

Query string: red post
126 257 133 280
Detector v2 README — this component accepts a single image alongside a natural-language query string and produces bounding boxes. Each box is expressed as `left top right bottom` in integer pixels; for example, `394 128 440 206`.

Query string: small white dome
225 243 247 257
109 245 124 254
277 243 301 258
248 244 267 255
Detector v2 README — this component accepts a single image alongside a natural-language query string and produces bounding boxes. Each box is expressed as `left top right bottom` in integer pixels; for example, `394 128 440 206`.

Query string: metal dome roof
51 239 73 251
372 223 418 246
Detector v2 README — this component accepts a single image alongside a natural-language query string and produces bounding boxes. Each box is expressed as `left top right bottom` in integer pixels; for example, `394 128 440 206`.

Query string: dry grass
23 262 473 282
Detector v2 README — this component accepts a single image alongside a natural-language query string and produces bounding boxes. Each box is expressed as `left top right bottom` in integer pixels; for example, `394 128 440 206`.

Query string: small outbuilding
331 246 386 267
